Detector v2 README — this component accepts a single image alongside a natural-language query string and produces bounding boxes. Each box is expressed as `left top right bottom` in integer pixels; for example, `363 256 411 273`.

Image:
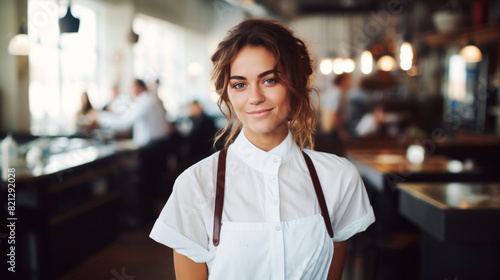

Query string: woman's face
228 46 290 147
81 93 89 107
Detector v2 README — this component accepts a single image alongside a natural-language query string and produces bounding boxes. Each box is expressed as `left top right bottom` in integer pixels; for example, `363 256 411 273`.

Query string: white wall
136 0 212 34
0 0 30 133
95 0 135 107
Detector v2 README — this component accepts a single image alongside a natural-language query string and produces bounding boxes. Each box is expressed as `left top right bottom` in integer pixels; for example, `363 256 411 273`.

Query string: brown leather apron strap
302 151 334 239
213 147 227 246
213 149 333 246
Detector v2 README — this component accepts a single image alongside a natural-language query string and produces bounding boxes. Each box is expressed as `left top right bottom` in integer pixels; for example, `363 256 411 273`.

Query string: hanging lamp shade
129 28 139 44
377 55 397 72
59 6 80 33
8 26 30 56
342 58 355 73
460 44 482 63
360 50 373 74
319 58 333 75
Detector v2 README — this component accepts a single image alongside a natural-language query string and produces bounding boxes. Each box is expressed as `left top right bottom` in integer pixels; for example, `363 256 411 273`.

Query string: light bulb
360 50 373 74
333 58 344 75
319 59 333 75
342 59 355 73
8 34 31 56
459 45 482 63
377 55 397 72
400 42 413 71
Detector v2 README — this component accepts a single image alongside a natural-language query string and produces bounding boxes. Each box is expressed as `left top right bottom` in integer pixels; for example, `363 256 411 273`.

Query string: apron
208 148 335 279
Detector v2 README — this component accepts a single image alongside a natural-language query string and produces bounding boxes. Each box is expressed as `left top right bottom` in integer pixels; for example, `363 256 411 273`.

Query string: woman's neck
242 126 288 152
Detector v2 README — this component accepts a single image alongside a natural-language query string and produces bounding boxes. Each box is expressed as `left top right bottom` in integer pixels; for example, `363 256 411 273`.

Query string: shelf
419 23 500 47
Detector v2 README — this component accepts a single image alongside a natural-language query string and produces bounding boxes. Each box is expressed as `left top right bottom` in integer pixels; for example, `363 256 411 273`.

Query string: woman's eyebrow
229 69 275 80
229 75 246 80
258 69 275 78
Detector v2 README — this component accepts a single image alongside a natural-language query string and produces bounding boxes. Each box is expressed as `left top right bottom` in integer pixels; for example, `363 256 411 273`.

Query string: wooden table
347 149 489 193
347 149 497 232
398 182 500 280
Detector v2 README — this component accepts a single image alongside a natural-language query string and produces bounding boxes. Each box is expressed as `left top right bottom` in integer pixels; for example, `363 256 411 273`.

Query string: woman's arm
173 250 208 280
327 240 348 280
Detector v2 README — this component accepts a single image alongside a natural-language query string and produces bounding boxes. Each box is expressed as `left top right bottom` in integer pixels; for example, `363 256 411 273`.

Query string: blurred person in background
103 84 130 113
320 73 352 142
184 100 217 159
75 91 97 132
89 79 168 145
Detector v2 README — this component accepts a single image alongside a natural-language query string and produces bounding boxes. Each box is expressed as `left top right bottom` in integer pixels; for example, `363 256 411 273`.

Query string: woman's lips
247 108 273 118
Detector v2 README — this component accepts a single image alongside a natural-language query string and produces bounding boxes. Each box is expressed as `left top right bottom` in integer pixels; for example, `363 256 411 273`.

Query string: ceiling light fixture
460 43 482 63
8 27 30 56
400 41 413 71
360 50 373 74
377 55 397 72
59 2 80 33
319 58 333 75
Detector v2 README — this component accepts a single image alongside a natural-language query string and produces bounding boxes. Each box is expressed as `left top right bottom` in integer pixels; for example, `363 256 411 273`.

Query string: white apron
207 148 334 279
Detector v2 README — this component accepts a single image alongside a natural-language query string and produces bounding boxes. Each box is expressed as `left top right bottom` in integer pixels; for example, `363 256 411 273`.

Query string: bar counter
398 182 500 279
1 138 143 279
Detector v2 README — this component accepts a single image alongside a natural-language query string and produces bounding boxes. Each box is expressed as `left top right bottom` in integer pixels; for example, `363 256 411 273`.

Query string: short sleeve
331 161 375 242
150 170 212 263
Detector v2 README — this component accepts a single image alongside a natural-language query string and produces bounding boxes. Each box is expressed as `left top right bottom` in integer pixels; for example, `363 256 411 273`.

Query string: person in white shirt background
320 73 352 142
102 84 130 114
90 79 168 145
150 19 375 280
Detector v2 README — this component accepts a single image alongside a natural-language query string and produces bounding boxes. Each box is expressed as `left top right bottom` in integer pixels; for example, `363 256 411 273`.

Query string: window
132 14 215 120
29 0 98 135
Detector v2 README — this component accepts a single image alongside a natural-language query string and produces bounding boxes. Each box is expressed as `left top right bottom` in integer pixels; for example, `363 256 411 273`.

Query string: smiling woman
227 46 291 151
211 19 317 151
150 19 375 280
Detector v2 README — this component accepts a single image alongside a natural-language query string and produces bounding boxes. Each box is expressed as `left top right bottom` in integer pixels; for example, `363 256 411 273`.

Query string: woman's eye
263 78 276 85
232 83 246 89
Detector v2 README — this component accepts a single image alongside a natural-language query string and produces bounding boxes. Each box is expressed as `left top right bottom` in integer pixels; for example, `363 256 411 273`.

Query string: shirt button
272 200 278 205
275 226 281 231
269 175 276 180
272 158 278 163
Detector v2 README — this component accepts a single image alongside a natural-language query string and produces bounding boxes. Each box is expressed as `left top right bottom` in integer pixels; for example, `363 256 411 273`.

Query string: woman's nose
249 85 265 105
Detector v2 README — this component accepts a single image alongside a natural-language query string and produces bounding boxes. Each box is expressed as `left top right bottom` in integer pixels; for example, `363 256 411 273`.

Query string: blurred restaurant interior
1 0 500 279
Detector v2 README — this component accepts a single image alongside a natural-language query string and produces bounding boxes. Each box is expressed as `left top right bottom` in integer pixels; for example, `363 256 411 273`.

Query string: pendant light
59 2 80 33
8 27 30 56
360 50 373 74
400 41 413 71
342 58 355 73
460 40 482 63
333 58 344 75
319 58 333 75
377 55 397 72
129 0 139 44
399 1 414 72
359 11 373 75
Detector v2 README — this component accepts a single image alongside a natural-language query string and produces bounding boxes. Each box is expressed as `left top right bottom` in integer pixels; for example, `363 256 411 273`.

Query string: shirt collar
231 130 300 174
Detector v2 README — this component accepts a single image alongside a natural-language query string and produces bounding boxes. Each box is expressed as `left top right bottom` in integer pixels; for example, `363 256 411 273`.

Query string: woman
150 19 375 280
75 91 94 130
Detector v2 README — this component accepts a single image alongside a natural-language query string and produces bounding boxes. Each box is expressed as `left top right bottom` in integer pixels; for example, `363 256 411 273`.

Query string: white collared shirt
99 92 167 145
150 131 375 279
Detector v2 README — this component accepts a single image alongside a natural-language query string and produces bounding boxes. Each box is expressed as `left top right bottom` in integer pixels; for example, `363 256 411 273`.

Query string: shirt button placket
269 156 284 279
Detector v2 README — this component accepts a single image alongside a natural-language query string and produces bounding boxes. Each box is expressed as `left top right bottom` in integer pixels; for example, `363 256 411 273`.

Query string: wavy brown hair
211 19 317 150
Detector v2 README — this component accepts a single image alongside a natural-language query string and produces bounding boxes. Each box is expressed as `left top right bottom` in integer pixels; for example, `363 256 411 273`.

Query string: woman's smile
247 108 274 118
